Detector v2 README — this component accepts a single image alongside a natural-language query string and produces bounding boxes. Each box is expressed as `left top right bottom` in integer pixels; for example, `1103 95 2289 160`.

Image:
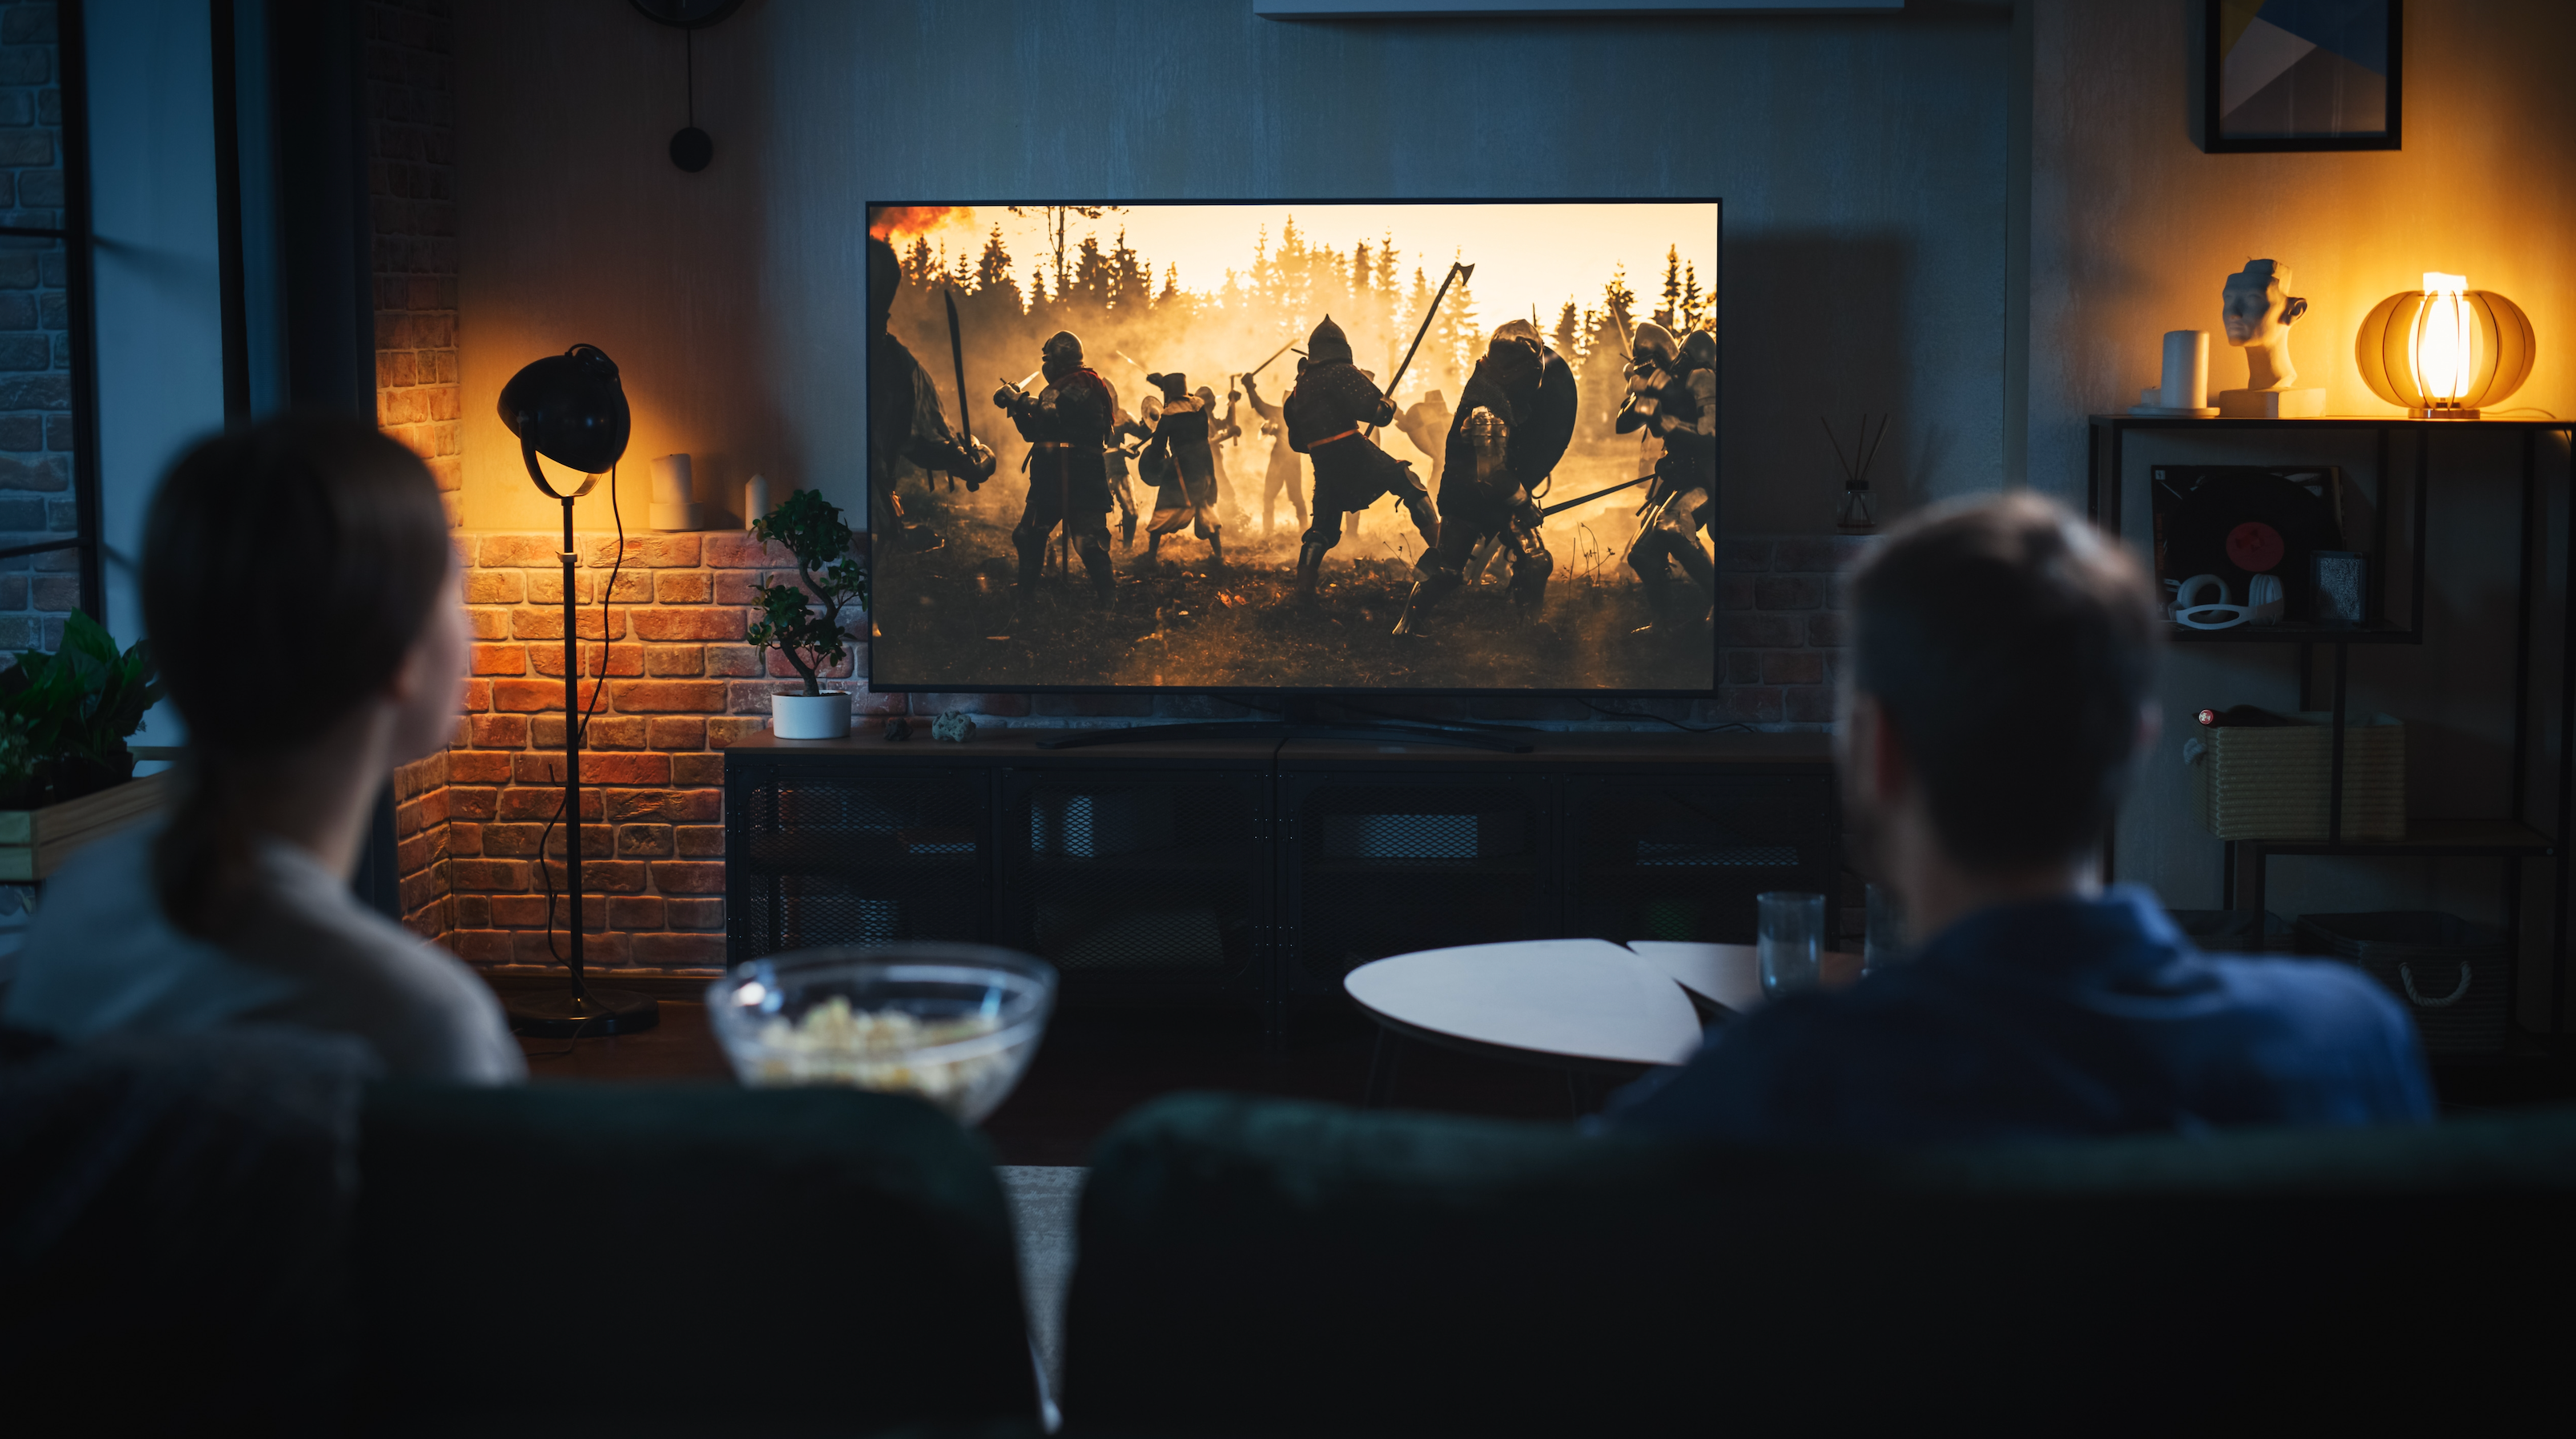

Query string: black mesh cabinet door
727 756 993 964
1564 775 1838 945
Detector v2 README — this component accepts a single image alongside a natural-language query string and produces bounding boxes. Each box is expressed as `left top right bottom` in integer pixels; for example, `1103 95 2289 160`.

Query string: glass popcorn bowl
707 944 1057 1124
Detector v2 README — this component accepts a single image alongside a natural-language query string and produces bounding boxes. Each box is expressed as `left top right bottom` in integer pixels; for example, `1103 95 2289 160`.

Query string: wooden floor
519 999 1603 1166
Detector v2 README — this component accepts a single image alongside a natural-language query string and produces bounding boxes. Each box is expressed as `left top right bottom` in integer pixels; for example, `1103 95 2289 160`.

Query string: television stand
1032 699 1536 753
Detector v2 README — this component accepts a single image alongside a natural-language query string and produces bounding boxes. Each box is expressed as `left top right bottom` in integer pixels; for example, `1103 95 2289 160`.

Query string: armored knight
1101 387 1141 550
1391 320 1577 633
1238 371 1308 538
867 237 995 549
992 329 1116 601
1395 388 1452 491
1139 371 1223 566
1617 322 1719 626
1200 382 1243 521
1282 314 1439 601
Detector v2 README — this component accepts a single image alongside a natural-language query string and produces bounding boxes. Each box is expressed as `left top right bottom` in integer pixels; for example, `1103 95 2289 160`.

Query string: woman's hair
145 414 453 937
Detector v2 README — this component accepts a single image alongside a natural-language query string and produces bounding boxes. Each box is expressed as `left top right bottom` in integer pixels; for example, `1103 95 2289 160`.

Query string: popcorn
745 996 1011 1116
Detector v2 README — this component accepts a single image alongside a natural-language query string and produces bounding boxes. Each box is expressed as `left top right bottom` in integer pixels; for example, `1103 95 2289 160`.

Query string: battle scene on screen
864 202 1719 691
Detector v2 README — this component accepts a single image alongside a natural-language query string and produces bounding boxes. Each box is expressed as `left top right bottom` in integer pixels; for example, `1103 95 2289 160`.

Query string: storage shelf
2235 819 2556 858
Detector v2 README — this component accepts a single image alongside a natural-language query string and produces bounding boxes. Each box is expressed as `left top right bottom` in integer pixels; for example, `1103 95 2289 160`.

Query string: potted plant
747 488 867 740
0 611 167 880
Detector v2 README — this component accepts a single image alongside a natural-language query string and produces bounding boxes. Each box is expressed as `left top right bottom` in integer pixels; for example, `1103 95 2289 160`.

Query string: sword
944 285 980 491
1537 474 1652 518
1242 338 1303 381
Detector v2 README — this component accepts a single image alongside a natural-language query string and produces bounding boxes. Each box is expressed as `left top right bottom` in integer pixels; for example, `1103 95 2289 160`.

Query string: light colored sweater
4 824 524 1083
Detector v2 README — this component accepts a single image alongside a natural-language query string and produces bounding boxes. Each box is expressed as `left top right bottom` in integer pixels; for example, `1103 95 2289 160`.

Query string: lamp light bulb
2410 272 2477 405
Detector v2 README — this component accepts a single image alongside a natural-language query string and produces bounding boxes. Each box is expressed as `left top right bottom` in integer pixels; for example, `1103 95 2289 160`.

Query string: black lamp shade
500 344 631 497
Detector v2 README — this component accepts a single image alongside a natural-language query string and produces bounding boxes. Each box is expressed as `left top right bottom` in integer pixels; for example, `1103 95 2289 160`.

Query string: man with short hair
1607 494 2433 1143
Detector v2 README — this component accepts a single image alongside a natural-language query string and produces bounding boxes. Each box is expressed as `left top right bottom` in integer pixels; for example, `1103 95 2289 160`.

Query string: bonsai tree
0 610 164 808
746 488 868 696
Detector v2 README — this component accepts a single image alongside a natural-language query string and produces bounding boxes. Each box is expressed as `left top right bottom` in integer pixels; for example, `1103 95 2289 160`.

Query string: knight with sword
867 237 994 551
1391 318 1578 634
1282 268 1467 603
1617 320 1721 629
991 329 1117 603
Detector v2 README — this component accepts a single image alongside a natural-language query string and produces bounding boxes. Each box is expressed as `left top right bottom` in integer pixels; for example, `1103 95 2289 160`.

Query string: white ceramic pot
771 692 851 740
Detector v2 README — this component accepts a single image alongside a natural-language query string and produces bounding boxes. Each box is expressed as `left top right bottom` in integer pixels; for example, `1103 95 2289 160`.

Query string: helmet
1307 314 1354 366
1196 385 1216 406
1149 371 1188 402
1041 330 1085 380
867 237 900 331
1490 318 1544 355
1630 320 1678 370
1678 328 1718 373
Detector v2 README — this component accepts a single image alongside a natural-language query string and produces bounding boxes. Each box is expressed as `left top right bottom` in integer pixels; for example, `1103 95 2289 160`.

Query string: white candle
2158 331 2210 410
650 453 694 531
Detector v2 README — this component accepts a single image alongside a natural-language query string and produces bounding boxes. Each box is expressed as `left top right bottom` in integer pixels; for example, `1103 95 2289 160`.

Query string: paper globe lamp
2354 273 2536 419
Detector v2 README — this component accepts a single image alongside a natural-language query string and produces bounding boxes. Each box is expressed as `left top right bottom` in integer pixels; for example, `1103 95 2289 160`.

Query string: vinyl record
2156 468 2342 622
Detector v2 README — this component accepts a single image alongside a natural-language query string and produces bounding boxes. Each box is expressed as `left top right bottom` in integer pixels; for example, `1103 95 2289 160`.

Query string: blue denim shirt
1605 887 2434 1144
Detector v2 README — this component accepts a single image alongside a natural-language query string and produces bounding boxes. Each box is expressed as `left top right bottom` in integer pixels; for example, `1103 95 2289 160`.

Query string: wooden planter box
0 770 172 882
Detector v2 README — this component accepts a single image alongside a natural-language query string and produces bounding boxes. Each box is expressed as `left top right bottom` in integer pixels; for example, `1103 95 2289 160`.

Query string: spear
944 285 978 492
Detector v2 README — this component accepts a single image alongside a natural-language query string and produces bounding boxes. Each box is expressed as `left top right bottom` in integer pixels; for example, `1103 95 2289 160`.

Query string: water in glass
1757 891 1825 998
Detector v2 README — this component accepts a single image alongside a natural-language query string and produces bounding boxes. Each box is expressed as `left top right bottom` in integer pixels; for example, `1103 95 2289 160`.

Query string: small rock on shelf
932 712 976 743
883 716 912 742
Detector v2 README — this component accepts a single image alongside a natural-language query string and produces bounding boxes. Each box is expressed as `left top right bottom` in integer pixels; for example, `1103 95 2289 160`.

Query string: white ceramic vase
771 692 850 740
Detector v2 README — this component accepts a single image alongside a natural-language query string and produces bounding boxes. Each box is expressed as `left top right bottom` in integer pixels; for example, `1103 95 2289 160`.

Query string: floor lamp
498 344 660 1037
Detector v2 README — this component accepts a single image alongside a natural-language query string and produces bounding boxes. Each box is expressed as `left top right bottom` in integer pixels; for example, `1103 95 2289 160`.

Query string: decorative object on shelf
1821 413 1886 532
2152 466 2344 624
2353 272 2536 419
748 488 867 741
883 715 912 742
2312 550 2367 628
2172 574 2250 631
2132 329 2217 417
2216 260 2324 417
630 0 740 171
497 342 659 1038
2186 708 2405 841
743 472 771 529
2200 0 2401 155
649 453 701 531
932 711 977 743
2244 573 2285 626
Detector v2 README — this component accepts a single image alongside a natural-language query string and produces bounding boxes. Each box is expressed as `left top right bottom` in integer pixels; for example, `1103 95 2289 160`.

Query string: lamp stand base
2408 407 2483 420
506 988 662 1038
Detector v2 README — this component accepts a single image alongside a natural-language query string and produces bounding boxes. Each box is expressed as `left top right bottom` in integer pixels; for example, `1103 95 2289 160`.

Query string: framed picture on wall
2202 0 2401 153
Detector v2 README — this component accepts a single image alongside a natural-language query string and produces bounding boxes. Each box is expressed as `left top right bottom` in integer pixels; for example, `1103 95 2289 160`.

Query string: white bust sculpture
2220 259 2308 390
2216 259 2324 417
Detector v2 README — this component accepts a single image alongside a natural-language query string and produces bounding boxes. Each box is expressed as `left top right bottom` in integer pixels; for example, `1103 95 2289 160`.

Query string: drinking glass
1863 883 1910 974
1757 891 1825 998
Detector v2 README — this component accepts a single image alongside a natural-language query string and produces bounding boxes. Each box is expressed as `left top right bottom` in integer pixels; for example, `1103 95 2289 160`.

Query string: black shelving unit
2087 414 2576 1041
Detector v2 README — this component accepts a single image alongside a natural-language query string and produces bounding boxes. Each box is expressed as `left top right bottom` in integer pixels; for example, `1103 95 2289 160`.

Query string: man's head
1838 494 2161 894
1629 320 1678 373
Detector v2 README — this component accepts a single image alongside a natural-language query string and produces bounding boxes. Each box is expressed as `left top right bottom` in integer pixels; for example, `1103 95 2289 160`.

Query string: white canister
771 692 851 740
744 473 771 529
650 453 697 531
2157 330 2211 410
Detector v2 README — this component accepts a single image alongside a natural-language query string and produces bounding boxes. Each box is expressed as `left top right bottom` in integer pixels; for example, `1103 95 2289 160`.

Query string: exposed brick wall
1717 534 1870 727
366 0 459 942
367 0 459 516
440 530 842 972
0 0 70 652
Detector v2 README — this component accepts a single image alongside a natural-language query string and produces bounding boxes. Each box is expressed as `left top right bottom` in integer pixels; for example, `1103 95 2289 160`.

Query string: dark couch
2 1029 1039 1437
1064 1094 2576 1436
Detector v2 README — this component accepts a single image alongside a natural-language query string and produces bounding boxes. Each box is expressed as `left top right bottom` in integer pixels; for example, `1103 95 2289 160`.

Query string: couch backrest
356 1084 1037 1436
1065 1094 2576 1436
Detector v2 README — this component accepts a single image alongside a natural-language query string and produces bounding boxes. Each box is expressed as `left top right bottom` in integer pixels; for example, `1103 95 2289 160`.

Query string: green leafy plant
0 610 164 808
746 489 868 698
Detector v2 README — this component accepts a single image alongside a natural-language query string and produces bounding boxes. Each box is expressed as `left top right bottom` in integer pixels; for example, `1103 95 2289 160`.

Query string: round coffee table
1343 940 1707 1111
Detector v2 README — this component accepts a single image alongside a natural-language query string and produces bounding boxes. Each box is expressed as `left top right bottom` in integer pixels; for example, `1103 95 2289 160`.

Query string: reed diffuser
1824 413 1889 532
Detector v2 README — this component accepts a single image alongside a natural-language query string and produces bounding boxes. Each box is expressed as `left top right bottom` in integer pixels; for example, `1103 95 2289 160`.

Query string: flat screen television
866 200 1718 699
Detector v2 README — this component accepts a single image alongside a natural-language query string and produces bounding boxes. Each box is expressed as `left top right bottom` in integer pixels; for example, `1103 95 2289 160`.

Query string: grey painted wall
453 0 2011 534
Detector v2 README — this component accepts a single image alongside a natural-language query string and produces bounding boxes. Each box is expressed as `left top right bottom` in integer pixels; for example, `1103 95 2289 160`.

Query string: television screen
866 200 1719 695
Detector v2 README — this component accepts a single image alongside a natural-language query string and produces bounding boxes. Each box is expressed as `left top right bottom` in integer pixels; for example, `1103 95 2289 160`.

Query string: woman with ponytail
4 416 521 1082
